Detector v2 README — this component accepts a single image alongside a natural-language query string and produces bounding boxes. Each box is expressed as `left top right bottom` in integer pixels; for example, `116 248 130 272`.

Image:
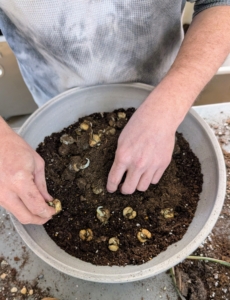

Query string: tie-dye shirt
0 0 229 106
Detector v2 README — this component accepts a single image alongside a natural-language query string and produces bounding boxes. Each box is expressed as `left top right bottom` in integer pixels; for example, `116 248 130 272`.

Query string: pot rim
11 83 226 283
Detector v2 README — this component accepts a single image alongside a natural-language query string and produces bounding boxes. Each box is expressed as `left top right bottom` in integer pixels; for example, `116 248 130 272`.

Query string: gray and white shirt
0 0 229 106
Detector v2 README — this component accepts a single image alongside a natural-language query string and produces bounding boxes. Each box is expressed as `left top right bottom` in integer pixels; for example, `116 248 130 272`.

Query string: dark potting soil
37 108 203 266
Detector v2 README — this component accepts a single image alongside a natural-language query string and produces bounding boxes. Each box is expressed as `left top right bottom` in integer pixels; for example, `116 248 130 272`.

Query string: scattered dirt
36 108 203 266
175 117 230 300
0 257 53 300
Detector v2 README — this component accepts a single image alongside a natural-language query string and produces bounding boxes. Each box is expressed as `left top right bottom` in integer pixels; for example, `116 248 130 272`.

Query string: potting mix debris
175 116 230 299
0 256 55 300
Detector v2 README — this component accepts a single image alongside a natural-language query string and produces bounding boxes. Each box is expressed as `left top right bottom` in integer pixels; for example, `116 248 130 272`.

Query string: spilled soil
174 117 230 300
0 257 51 300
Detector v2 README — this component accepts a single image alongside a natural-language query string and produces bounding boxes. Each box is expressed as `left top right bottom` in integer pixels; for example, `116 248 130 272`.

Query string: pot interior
11 83 226 283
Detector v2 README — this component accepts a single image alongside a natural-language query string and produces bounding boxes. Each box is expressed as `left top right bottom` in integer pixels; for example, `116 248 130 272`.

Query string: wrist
145 73 197 129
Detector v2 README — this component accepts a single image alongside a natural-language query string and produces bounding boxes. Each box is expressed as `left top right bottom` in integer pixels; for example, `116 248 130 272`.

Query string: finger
107 161 127 193
136 170 154 192
3 192 51 225
16 178 55 219
34 166 53 201
120 167 142 194
151 168 165 184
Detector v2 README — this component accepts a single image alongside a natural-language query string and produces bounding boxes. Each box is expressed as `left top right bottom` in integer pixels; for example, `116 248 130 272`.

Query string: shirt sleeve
187 0 230 17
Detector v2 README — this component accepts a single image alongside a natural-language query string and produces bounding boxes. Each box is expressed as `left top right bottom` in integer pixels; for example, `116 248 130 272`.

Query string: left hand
106 96 177 194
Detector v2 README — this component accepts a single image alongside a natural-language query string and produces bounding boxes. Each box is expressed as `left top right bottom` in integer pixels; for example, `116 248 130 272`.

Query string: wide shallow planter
11 83 226 283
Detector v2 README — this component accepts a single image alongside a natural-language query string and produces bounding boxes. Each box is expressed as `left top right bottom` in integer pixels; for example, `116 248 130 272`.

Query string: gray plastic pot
11 83 226 283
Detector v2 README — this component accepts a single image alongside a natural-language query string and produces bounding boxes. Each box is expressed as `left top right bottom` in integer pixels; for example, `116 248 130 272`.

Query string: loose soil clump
0 257 52 300
37 108 203 266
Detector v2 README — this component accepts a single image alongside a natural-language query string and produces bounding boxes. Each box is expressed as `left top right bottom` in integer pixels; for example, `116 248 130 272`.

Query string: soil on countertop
0 257 52 300
36 108 203 266
174 117 230 300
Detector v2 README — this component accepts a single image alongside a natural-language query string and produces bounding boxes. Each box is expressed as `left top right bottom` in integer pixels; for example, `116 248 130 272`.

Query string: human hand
0 119 55 224
106 95 178 194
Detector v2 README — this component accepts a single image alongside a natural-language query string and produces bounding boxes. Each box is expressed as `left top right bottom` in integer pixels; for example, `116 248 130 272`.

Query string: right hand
0 118 55 224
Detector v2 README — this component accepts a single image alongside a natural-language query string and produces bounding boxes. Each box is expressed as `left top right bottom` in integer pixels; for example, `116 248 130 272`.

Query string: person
0 0 230 225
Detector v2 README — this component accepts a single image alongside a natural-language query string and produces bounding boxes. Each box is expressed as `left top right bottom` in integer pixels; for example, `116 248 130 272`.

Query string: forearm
108 4 230 194
146 6 230 128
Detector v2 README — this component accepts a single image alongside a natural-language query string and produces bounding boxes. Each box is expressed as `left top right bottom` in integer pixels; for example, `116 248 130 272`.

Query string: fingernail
106 184 116 193
39 208 51 219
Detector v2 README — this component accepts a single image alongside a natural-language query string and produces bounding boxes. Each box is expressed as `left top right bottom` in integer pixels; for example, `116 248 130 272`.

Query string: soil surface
174 117 230 300
36 108 203 266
